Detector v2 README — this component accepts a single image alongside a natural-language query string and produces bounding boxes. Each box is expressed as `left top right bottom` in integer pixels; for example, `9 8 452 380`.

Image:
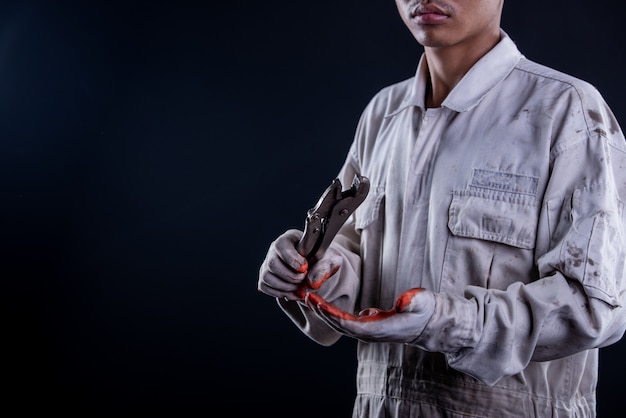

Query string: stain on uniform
566 241 585 268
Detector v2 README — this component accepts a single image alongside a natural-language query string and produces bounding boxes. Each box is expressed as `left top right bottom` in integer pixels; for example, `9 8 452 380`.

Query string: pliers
296 174 370 264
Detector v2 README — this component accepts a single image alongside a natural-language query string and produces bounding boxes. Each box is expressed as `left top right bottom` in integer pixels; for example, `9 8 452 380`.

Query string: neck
424 31 501 108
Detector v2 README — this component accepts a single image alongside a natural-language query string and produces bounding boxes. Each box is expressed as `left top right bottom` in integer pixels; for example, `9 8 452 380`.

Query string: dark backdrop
3 1 624 416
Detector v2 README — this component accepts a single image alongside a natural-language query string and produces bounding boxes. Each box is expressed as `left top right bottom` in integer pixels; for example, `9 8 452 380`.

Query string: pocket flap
355 187 385 230
448 190 539 249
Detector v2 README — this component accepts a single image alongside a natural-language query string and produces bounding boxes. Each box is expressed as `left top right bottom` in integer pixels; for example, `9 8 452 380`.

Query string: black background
3 1 624 416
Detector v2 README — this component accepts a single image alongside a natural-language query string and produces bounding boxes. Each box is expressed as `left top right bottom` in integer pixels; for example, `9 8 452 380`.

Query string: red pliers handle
296 174 370 264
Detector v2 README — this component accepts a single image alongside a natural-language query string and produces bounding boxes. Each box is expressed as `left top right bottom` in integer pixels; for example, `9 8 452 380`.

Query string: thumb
395 288 435 315
306 249 343 290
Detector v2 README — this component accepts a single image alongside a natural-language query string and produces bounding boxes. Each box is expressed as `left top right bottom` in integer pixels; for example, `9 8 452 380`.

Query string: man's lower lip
415 13 448 24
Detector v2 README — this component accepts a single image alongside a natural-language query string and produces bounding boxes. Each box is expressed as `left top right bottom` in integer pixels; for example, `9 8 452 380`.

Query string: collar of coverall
385 29 523 117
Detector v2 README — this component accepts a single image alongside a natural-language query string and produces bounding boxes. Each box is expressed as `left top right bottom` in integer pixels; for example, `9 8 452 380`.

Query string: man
258 0 626 416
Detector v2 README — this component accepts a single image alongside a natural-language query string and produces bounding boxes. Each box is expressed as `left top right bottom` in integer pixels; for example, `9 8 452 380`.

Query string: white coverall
278 31 626 417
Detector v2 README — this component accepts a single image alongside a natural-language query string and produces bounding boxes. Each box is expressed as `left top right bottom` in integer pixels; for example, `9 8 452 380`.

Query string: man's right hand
257 229 343 301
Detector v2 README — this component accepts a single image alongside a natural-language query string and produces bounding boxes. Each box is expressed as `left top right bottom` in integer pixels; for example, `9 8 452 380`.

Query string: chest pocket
448 189 539 249
449 169 540 249
441 187 540 293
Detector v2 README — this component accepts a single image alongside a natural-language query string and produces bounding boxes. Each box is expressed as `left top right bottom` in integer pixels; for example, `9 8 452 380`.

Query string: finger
308 296 382 342
258 270 303 293
394 288 424 312
257 280 302 300
307 263 340 290
307 292 396 323
274 229 309 274
306 292 358 321
355 308 396 322
258 252 307 299
263 255 306 285
257 283 306 300
306 249 343 289
305 293 357 336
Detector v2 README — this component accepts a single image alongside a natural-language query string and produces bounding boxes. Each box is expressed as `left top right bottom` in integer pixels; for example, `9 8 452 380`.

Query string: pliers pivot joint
296 174 370 263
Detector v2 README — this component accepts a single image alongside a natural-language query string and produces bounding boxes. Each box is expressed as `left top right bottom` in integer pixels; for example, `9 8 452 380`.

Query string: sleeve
413 93 626 386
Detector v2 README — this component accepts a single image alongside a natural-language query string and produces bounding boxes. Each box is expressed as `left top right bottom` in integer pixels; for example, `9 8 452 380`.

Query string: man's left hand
305 288 436 344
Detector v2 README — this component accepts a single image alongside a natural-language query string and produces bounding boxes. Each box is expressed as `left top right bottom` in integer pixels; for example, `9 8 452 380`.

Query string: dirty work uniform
279 30 626 417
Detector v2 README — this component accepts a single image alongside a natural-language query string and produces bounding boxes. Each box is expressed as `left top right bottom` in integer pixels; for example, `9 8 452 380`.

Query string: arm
420 124 626 384
307 93 626 384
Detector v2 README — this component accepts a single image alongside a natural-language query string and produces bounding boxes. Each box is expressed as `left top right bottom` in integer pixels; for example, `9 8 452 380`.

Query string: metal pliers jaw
296 174 370 264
